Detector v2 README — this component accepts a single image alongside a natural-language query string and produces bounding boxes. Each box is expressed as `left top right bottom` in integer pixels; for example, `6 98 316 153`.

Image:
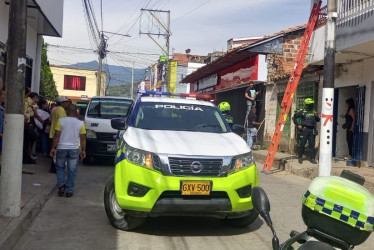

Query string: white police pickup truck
104 91 259 230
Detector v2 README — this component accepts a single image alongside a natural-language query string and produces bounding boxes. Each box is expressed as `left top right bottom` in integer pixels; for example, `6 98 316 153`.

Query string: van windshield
133 102 228 133
87 98 132 118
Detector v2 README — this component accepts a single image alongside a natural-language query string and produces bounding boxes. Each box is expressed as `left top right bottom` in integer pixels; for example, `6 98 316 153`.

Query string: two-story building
0 0 64 92
182 25 324 149
309 0 374 166
50 65 106 110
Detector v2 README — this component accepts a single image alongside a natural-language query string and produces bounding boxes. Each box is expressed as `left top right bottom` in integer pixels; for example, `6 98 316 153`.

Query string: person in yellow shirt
50 104 86 197
49 96 70 139
49 96 70 172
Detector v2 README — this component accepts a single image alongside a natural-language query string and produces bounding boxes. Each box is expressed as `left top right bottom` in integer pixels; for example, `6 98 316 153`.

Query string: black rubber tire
104 175 146 230
222 209 259 227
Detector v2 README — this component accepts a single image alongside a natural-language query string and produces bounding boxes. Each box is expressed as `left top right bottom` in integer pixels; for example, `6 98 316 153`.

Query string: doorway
368 82 374 167
333 86 357 158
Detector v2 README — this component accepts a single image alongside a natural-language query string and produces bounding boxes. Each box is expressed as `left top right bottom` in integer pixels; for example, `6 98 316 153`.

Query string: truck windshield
87 98 132 118
133 102 228 133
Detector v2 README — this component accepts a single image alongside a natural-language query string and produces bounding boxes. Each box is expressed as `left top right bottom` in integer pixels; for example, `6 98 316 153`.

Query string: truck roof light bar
137 90 212 101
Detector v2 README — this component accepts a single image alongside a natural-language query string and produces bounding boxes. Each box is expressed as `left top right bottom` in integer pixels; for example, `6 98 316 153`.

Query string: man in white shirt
50 104 86 197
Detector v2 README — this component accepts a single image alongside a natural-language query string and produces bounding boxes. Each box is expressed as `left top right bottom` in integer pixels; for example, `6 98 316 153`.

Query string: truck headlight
125 145 161 171
230 152 255 173
86 129 97 139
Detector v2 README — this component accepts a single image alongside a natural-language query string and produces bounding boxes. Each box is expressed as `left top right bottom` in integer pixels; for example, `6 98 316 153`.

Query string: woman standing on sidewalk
340 98 355 158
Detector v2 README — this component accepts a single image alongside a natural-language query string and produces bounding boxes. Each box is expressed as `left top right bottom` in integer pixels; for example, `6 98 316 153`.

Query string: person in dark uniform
294 98 320 164
292 107 303 147
340 98 355 158
218 102 233 128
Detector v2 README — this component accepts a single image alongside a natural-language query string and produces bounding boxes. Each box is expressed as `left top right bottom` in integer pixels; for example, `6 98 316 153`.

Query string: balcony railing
316 5 327 29
337 0 374 26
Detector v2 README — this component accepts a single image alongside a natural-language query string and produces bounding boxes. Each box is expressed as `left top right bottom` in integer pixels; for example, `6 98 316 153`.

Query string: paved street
14 162 374 250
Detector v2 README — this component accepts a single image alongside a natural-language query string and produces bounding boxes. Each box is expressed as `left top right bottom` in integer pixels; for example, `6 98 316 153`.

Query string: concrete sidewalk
253 149 374 193
0 155 57 250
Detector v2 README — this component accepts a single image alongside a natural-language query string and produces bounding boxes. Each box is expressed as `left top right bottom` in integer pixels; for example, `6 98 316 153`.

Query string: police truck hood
123 127 250 156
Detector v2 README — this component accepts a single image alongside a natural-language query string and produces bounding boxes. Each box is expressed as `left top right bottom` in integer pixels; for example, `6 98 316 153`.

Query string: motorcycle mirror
252 186 280 250
252 186 272 226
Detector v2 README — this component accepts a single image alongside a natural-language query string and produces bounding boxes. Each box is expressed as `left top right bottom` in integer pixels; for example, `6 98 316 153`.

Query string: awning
182 51 256 83
5 0 63 37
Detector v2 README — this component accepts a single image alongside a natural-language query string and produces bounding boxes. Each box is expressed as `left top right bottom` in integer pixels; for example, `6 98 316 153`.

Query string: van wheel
223 209 259 227
104 175 146 231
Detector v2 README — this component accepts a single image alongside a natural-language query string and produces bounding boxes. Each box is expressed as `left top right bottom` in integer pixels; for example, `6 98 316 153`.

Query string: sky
44 0 325 69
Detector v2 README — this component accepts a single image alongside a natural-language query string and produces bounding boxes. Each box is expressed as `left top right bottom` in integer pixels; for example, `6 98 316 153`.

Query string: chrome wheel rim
110 189 125 220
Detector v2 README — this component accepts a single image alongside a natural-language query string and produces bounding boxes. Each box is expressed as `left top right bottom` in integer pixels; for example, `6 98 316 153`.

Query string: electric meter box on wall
84 96 133 160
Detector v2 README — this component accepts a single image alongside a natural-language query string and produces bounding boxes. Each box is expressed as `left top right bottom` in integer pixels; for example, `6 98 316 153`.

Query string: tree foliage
106 81 140 98
39 40 58 100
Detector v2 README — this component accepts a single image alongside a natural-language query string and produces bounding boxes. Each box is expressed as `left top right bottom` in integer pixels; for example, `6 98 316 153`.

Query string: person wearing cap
49 96 70 172
294 98 320 164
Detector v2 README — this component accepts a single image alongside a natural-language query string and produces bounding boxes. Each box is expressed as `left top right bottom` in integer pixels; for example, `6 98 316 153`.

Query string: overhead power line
172 0 211 23
46 43 160 56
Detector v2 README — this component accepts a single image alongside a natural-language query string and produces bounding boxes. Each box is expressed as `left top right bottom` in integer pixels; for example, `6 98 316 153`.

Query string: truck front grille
168 157 223 177
96 132 116 141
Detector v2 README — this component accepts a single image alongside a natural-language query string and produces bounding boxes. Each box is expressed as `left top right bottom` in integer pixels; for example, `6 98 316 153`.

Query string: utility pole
131 61 134 99
1 0 27 217
97 55 102 96
97 33 107 96
140 9 170 91
319 0 337 177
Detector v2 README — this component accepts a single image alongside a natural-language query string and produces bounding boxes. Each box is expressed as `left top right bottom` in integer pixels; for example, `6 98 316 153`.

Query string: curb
0 179 56 250
253 150 374 193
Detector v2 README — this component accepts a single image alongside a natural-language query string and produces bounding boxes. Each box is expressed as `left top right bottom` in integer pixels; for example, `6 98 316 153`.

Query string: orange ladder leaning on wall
263 1 322 173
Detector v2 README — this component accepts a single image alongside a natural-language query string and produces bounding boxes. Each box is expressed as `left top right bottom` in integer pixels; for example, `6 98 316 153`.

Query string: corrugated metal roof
182 24 306 83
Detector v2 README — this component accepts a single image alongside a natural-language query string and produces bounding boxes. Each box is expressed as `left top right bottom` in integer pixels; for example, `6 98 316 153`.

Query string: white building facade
0 0 64 92
309 0 374 166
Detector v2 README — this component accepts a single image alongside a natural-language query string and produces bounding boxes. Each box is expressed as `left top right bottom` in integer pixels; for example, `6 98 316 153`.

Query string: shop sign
198 74 217 90
217 56 258 90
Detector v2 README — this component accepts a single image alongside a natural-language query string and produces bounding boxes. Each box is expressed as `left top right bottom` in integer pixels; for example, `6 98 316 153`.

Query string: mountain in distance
66 60 148 86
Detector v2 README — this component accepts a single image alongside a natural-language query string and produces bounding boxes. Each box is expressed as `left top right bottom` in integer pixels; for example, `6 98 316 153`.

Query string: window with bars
64 75 86 91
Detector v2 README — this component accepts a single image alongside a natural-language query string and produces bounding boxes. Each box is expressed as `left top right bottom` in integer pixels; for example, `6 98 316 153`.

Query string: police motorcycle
252 171 374 250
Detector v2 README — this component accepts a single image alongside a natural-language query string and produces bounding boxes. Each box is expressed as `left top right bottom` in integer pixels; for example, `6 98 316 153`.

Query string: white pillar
1 114 24 216
319 0 337 177
31 35 43 93
319 88 334 176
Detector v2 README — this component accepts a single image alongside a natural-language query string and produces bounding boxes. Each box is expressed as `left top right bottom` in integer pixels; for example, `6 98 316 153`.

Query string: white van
84 96 133 163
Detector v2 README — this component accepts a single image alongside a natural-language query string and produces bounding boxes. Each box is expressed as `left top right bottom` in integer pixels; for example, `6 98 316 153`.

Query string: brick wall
264 81 299 153
267 29 309 82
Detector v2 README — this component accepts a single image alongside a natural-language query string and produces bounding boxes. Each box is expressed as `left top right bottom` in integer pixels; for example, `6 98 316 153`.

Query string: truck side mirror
232 124 244 134
111 117 127 130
